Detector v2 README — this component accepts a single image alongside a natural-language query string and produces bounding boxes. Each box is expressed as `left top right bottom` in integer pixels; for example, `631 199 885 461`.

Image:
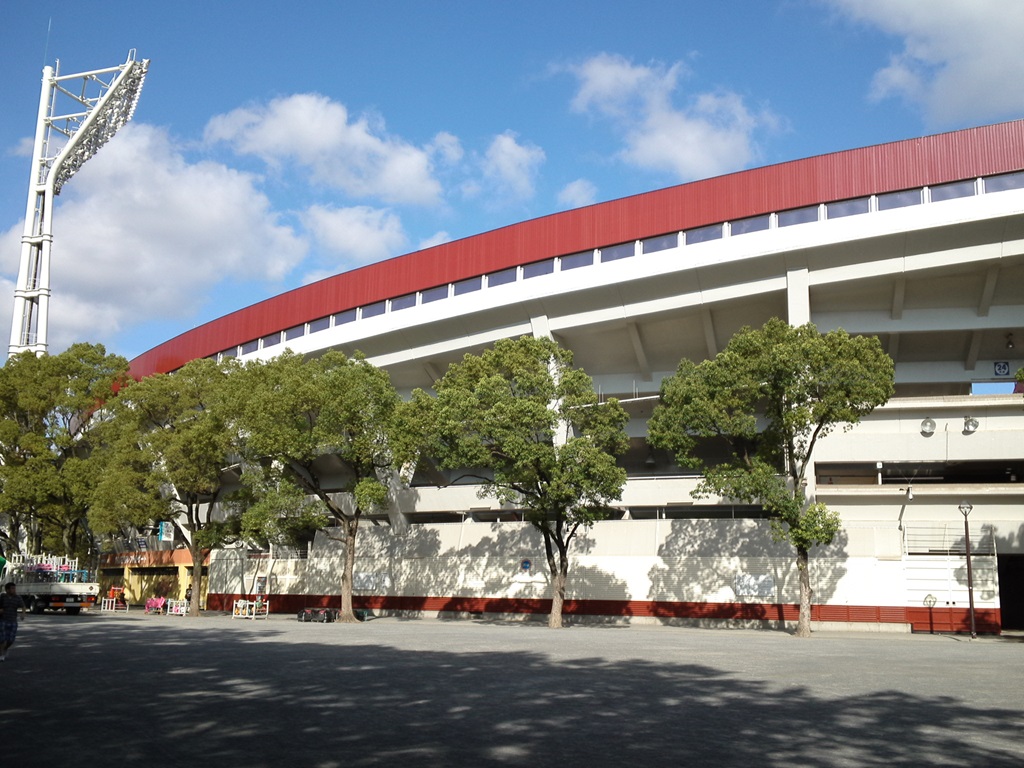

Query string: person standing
0 582 26 661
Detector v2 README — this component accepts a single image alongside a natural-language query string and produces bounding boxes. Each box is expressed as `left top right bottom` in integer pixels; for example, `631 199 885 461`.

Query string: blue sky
1 1 1023 364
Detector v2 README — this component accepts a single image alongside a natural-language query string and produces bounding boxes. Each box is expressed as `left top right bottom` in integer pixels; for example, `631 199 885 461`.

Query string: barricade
144 597 166 614
232 598 269 620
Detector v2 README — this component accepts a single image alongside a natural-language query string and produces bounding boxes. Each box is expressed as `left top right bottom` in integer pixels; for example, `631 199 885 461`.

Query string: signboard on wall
159 522 174 542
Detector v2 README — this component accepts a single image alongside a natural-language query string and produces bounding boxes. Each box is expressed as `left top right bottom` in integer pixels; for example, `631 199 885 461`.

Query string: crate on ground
297 607 338 623
232 598 269 619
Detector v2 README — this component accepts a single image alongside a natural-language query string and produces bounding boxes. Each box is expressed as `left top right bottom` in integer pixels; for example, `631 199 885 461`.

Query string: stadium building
130 121 1024 632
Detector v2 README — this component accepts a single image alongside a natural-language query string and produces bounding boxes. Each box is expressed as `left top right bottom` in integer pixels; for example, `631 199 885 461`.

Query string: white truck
1 553 100 614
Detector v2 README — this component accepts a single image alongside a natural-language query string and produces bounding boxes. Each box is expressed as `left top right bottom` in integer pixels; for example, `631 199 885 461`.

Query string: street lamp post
958 501 977 639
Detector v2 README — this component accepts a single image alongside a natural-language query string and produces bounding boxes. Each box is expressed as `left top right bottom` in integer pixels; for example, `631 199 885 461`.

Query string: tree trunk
338 515 359 623
188 543 204 618
543 530 569 629
795 545 813 637
62 519 78 559
548 558 569 628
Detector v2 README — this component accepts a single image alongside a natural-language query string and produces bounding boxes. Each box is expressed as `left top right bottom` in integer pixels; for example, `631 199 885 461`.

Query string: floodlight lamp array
51 57 149 195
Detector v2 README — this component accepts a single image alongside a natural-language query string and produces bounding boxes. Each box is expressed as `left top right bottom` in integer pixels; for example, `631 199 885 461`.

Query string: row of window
361 505 771 526
218 170 1024 360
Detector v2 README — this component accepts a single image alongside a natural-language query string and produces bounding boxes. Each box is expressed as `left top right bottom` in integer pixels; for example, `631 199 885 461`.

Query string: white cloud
829 0 1024 125
0 272 14 349
481 131 546 202
570 54 685 119
0 123 307 355
566 53 777 180
302 204 407 269
205 93 445 206
7 136 34 158
557 179 598 209
418 231 452 250
428 132 464 165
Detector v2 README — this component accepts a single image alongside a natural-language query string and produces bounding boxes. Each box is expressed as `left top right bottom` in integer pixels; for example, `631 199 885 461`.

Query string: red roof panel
130 119 1024 377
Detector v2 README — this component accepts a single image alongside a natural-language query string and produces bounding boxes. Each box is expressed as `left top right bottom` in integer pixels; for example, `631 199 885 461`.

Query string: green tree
0 344 131 559
413 336 629 628
91 357 242 615
230 351 408 623
648 319 894 637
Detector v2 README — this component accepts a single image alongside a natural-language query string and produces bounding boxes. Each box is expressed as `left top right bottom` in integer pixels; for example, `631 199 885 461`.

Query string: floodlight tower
9 51 149 356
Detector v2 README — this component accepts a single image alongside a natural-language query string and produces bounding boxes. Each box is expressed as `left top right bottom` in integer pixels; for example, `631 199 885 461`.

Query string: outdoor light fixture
906 486 914 501
963 416 979 434
920 417 936 436
958 501 977 639
9 51 148 356
1008 333 1015 350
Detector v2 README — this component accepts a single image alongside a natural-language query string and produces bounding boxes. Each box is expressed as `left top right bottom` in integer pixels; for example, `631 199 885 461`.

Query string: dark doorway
997 554 1024 630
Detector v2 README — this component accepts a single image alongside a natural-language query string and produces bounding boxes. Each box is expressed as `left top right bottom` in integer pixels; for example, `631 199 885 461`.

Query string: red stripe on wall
208 593 1002 634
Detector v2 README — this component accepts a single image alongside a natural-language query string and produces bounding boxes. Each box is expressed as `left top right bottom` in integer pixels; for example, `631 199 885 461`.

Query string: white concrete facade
137 123 1024 631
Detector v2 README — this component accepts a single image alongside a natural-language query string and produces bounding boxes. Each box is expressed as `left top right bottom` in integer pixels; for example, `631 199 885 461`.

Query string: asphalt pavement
5 611 1022 767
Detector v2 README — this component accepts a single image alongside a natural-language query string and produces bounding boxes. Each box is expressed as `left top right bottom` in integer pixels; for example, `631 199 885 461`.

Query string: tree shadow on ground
10 616 1022 768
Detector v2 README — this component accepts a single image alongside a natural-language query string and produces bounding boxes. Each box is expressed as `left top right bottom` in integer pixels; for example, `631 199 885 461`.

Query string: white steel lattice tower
9 52 148 356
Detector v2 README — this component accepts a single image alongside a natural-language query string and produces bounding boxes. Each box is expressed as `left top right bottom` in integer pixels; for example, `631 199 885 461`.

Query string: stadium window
929 179 975 202
826 197 869 219
309 316 331 333
220 348 238 359
684 223 724 244
261 332 281 348
391 293 417 311
486 267 517 287
333 309 356 325
729 214 770 235
877 189 922 211
641 233 678 254
361 301 386 319
984 171 1024 193
284 324 305 341
560 251 593 270
777 205 819 227
240 340 259 355
421 284 449 303
454 276 481 295
523 259 555 278
600 242 635 262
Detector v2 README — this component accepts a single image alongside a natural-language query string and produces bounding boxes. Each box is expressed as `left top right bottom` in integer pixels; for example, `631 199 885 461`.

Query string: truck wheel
66 607 81 616
29 598 44 615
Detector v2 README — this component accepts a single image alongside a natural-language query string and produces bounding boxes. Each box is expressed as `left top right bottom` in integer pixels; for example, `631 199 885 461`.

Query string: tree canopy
91 356 242 614
413 336 629 628
0 343 130 559
648 319 894 637
229 350 409 622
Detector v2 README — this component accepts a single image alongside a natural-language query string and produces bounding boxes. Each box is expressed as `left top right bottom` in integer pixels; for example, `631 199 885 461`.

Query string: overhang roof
129 120 1024 379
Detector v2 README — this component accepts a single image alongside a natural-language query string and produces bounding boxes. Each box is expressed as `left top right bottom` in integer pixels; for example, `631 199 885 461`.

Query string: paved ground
3 611 1022 768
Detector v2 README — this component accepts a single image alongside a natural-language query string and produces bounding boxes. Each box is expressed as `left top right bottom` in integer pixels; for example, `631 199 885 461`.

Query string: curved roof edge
130 119 1024 378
